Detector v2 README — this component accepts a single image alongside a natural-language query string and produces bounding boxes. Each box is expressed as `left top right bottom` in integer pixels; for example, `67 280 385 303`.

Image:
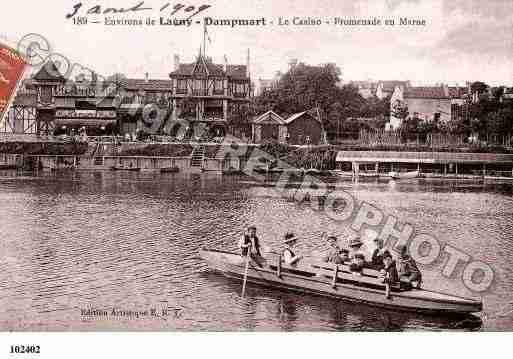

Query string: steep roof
33 61 66 82
284 111 321 124
350 80 376 89
404 86 468 99
381 80 410 91
252 110 285 124
170 55 248 79
121 78 172 91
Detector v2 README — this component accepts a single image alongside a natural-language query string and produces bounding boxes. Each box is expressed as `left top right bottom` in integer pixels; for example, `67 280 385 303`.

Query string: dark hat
349 237 363 247
248 226 257 231
383 251 393 260
340 248 349 254
326 235 338 242
397 244 408 255
284 232 298 244
354 253 365 260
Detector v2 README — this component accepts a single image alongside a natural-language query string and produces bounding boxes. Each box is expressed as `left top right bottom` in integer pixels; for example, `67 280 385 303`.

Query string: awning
335 150 513 164
54 119 117 128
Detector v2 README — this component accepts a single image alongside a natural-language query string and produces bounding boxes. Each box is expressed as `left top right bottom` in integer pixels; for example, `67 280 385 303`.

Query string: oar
241 245 251 298
384 271 391 299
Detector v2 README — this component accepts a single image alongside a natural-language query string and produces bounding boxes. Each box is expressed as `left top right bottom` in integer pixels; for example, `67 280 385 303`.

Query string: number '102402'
10 345 40 354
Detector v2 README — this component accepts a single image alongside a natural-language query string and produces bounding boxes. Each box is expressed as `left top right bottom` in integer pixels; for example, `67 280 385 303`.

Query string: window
232 82 247 96
40 86 53 104
213 79 224 94
434 112 441 122
177 79 187 94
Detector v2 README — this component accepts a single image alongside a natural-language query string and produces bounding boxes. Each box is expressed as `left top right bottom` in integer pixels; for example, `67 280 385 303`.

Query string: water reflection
0 170 510 330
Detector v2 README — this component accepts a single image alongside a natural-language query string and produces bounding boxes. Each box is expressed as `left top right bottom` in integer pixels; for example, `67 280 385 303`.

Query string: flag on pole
0 42 27 125
204 23 212 44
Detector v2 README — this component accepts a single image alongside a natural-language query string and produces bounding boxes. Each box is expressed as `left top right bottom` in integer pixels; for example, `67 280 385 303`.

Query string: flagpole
203 23 207 57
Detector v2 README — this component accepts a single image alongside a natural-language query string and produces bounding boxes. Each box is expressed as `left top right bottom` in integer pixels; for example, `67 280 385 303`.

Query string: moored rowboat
200 248 482 315
110 166 141 172
388 170 420 180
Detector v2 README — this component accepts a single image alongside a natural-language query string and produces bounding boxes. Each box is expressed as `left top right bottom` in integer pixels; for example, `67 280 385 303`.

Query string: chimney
442 83 449 97
145 72 149 83
223 55 228 73
246 48 250 79
173 54 180 71
289 59 298 72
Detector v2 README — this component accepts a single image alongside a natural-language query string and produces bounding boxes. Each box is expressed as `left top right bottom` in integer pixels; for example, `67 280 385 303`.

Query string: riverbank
0 136 511 179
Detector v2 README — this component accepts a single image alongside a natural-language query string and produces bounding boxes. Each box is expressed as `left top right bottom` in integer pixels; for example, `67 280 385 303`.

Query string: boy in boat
282 232 302 265
350 253 366 275
380 251 399 299
380 252 399 284
371 237 391 270
348 237 364 273
323 235 346 264
348 237 368 274
238 226 264 267
397 244 422 289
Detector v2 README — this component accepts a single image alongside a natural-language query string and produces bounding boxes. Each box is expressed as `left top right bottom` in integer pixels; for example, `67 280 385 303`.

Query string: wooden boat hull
389 171 420 180
200 248 482 315
111 166 141 172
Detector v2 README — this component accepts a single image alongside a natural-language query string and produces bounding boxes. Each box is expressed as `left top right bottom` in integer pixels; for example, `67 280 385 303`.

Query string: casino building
168 51 252 137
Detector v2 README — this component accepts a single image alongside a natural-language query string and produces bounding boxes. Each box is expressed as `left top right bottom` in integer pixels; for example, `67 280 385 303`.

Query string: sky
1 0 512 86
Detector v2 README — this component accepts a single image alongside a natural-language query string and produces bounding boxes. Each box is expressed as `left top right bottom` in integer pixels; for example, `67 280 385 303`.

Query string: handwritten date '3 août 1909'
65 1 212 20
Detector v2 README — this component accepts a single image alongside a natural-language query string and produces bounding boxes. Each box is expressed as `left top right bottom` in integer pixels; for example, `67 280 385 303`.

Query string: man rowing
238 226 264 266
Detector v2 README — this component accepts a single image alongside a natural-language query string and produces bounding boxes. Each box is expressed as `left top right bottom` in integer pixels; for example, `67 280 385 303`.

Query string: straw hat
326 235 338 242
284 232 299 244
354 253 365 260
349 237 363 248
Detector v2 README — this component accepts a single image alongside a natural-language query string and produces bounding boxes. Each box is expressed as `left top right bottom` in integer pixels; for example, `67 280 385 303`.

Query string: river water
0 170 512 331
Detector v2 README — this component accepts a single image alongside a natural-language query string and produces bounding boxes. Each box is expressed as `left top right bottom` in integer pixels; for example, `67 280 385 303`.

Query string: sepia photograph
1 1 513 350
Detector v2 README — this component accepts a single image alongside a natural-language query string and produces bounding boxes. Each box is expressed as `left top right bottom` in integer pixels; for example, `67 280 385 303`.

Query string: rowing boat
200 248 482 315
110 166 141 172
388 170 420 180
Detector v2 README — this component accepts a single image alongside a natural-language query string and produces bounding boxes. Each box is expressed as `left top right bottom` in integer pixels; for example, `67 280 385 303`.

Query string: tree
471 81 488 95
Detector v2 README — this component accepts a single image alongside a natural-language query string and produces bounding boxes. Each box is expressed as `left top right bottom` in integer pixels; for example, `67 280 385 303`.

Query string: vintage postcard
0 0 512 342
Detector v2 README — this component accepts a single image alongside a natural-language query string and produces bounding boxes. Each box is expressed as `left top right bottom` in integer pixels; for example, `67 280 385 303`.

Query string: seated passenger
339 249 350 263
282 232 302 265
380 252 399 299
323 235 346 264
371 238 391 270
380 252 399 285
348 237 366 260
396 244 422 289
349 253 366 275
